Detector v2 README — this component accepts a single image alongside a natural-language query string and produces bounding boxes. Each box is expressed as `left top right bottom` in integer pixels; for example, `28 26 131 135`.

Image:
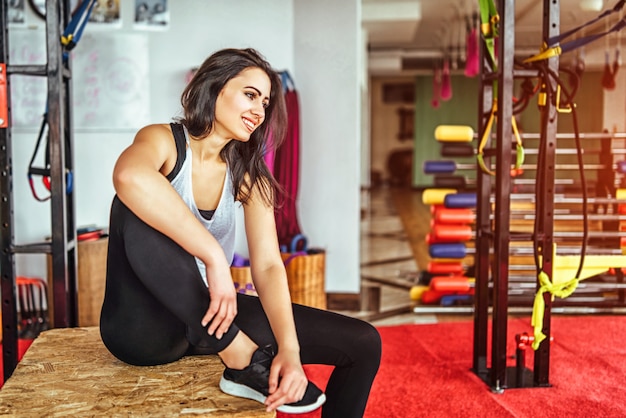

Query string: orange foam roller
422 188 457 205
433 208 476 225
420 290 449 304
434 125 475 142
430 204 445 215
430 276 474 293
430 224 473 242
427 261 465 275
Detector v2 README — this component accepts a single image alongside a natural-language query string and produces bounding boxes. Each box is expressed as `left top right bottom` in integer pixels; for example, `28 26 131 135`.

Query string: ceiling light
580 0 604 11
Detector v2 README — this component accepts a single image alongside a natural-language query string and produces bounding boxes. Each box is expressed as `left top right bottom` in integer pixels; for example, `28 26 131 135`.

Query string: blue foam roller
423 160 456 174
444 192 477 208
441 294 474 306
617 161 626 174
429 243 467 259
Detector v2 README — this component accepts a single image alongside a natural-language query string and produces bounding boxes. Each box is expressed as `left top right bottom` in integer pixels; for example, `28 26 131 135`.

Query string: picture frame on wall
134 0 169 31
8 0 25 25
28 0 121 28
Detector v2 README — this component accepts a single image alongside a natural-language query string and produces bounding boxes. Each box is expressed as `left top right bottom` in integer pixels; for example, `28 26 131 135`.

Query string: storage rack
1 0 78 381
472 0 560 391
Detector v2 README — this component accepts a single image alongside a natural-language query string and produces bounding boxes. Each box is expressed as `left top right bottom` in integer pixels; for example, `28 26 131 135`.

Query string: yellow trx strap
531 271 579 350
477 101 525 176
523 44 562 64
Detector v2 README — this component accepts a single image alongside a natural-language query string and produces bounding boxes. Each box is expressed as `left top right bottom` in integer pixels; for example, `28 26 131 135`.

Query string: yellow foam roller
410 285 428 301
435 125 475 142
422 188 457 205
617 189 626 200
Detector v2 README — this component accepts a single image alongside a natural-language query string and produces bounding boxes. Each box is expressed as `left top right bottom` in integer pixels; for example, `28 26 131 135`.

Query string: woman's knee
354 320 382 365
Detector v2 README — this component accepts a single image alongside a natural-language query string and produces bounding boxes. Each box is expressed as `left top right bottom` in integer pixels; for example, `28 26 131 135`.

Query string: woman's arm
243 182 307 407
113 124 236 338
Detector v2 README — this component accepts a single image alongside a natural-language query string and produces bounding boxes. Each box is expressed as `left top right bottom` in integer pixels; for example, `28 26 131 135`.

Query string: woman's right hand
201 259 238 339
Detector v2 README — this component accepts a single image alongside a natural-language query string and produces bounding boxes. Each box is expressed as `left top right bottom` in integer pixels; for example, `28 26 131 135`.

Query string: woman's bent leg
100 197 240 366
235 295 382 418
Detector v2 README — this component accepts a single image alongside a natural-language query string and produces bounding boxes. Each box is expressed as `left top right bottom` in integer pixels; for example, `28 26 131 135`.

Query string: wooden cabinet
47 238 108 327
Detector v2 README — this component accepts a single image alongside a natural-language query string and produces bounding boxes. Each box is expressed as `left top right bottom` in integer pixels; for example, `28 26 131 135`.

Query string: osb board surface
0 327 274 417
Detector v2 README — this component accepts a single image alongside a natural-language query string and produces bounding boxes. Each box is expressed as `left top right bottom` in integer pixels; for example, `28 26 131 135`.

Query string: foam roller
427 261 465 274
430 276 474 293
434 175 467 188
440 294 474 306
441 143 475 157
430 204 445 215
444 192 477 208
429 242 468 259
434 125 475 142
423 160 457 174
618 161 626 174
617 189 626 200
420 289 448 304
430 224 473 242
433 208 475 225
422 188 457 205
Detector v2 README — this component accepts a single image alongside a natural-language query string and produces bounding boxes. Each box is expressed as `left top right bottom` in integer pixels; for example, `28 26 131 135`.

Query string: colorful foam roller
430 224 473 242
440 294 473 306
423 160 457 174
422 188 457 205
444 192 477 208
434 175 468 189
427 261 465 274
440 143 475 157
434 125 475 142
429 242 468 259
433 208 476 225
430 276 474 293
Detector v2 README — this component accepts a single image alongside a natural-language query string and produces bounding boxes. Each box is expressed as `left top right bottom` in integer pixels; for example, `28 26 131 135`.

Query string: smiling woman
98 48 382 418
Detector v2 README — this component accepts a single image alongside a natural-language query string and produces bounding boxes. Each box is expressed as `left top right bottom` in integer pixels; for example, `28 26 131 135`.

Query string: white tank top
169 125 236 287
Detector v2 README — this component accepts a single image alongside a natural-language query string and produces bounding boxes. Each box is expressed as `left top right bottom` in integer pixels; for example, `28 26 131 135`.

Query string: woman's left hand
264 348 308 412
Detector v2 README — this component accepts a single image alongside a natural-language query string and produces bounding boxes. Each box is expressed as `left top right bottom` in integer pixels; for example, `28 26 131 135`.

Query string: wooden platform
0 327 275 417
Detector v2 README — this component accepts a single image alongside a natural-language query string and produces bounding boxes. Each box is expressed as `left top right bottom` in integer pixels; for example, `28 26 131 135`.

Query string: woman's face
214 67 271 142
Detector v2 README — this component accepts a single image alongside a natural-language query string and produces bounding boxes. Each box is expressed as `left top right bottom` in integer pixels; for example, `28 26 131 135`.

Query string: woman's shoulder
129 123 179 166
135 123 174 141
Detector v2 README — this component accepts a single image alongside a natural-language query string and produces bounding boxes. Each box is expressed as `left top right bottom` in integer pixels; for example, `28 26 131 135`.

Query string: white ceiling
363 0 620 74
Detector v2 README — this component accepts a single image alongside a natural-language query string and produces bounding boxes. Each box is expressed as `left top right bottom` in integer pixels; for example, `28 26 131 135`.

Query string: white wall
8 0 362 294
293 0 361 293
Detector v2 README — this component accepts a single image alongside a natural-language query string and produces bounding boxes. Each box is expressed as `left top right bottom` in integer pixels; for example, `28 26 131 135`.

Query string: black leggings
100 196 382 418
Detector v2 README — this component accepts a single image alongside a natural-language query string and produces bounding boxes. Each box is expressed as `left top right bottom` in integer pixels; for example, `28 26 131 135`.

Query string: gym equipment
434 125 475 142
429 224 473 243
421 188 457 205
427 261 466 275
409 285 428 301
430 276 475 293
429 243 471 259
444 193 477 208
432 208 476 225
440 143 475 157
425 159 612 175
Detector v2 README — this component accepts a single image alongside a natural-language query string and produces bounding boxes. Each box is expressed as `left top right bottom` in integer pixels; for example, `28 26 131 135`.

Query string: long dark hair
179 48 286 207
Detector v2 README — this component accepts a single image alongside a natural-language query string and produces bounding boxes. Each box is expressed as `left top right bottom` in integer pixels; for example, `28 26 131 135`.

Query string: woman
100 48 381 417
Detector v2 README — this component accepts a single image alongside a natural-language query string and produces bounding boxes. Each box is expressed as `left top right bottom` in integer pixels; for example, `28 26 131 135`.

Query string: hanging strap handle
525 2 626 63
476 101 525 176
61 0 97 53
478 0 499 68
